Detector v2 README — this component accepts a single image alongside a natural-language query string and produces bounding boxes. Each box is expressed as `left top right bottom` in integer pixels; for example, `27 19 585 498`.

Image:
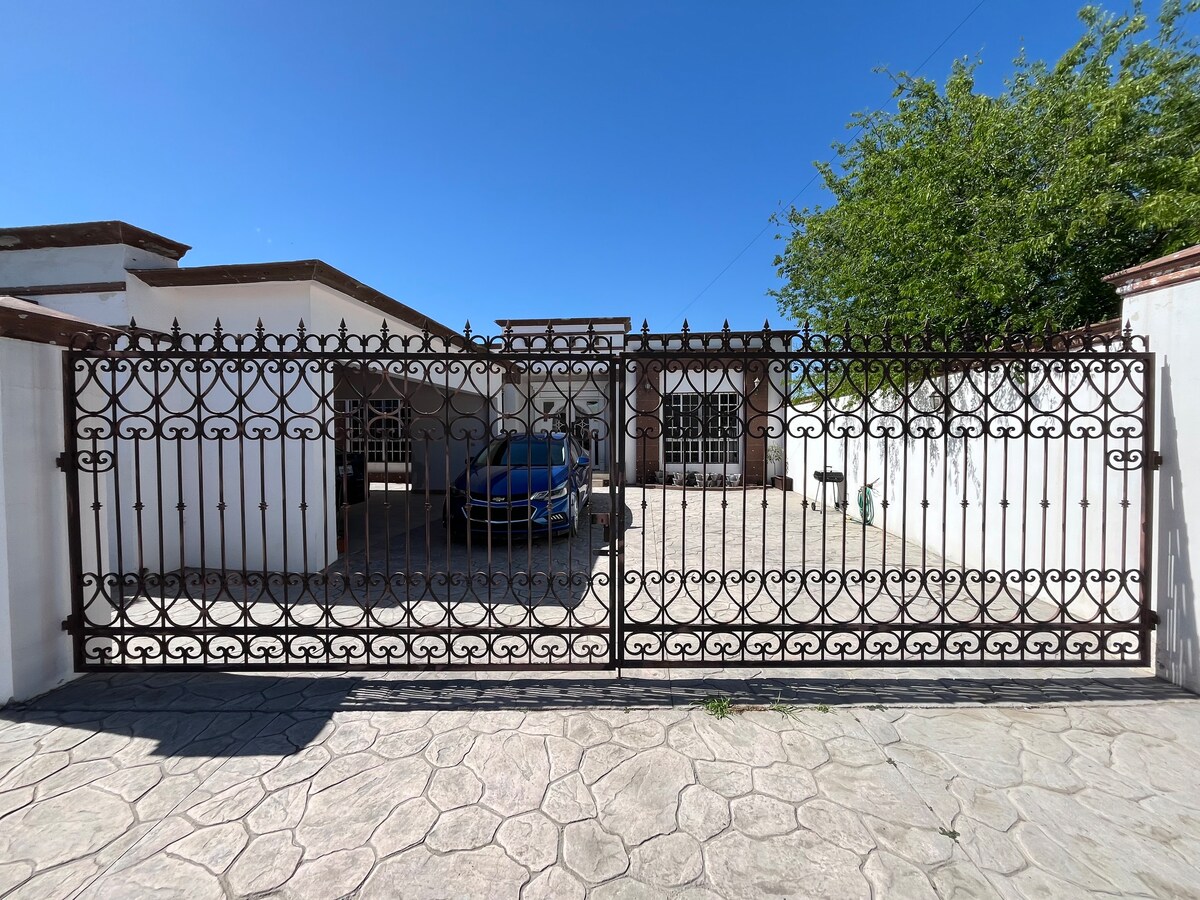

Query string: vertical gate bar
608 354 623 669
1139 348 1157 665
60 347 86 670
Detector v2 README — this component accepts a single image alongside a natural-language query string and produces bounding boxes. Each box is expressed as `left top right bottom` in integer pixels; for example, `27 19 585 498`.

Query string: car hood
455 464 568 497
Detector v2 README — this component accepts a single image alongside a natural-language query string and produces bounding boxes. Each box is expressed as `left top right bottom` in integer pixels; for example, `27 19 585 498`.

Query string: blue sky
0 1 1144 333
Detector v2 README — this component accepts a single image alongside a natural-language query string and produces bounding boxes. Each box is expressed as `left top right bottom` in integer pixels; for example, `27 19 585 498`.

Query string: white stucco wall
114 279 502 568
0 338 75 704
0 244 177 289
785 359 1148 629
0 244 178 328
1123 278 1200 691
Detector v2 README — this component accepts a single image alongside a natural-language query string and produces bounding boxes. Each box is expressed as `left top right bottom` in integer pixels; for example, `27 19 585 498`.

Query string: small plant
866 704 885 711
695 696 735 720
885 756 898 767
768 693 800 719
814 703 831 714
939 827 960 842
765 444 788 473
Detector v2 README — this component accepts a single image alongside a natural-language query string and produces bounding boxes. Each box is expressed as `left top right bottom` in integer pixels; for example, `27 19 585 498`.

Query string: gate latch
1152 451 1164 471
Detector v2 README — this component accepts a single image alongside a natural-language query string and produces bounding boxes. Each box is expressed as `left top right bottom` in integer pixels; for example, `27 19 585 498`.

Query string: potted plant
766 444 792 491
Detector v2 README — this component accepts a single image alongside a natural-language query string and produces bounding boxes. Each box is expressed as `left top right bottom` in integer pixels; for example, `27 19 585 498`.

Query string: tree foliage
771 1 1200 341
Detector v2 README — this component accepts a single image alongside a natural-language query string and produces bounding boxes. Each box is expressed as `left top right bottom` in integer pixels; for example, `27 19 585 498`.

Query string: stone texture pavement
1 668 1198 898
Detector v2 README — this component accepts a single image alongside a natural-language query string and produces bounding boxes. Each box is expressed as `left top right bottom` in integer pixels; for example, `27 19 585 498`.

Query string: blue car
444 433 592 538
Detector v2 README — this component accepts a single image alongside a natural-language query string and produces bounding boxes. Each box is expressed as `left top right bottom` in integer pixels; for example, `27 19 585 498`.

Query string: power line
673 0 989 323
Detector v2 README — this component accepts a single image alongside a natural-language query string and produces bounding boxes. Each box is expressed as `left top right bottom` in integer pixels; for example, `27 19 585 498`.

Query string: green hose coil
857 482 876 526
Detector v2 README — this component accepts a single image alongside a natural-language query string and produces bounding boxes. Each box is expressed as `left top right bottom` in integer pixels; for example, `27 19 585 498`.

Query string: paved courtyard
0 667 1197 898
104 488 1138 667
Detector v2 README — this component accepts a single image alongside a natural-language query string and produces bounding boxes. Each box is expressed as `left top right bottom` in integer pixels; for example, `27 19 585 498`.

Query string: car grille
468 506 532 524
470 490 529 502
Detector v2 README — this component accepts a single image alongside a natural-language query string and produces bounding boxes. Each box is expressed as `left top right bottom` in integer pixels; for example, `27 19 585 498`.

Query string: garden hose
857 482 876 526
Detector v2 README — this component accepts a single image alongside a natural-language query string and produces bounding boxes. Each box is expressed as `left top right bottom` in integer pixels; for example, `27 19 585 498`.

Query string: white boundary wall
785 357 1147 624
1122 274 1200 692
0 338 75 703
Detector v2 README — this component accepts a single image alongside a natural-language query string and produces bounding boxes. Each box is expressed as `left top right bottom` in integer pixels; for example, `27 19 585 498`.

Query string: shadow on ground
1 669 1194 760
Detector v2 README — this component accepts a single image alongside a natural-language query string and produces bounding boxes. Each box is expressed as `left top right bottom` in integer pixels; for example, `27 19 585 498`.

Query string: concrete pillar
1109 246 1200 692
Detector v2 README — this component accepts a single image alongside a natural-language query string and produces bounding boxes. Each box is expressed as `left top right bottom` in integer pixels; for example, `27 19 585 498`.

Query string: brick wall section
742 358 772 485
633 360 662 483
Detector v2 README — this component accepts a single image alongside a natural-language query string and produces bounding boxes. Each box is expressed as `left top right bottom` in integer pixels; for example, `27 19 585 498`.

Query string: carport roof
494 316 631 331
0 295 132 346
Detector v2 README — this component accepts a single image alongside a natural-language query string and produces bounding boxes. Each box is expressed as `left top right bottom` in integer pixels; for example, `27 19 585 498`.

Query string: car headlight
530 483 570 501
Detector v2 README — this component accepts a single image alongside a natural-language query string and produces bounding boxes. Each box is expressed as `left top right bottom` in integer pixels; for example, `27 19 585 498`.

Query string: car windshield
476 438 566 467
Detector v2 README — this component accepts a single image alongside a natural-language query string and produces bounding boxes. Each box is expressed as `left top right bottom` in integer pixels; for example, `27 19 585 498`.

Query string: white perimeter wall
1124 278 1200 692
785 360 1147 626
0 338 74 704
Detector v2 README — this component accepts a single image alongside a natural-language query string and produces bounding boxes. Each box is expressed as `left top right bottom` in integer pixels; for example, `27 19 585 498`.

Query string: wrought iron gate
62 321 1156 670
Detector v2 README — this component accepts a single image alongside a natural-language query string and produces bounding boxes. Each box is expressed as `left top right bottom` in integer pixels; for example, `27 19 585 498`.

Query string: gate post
60 346 86 672
608 356 625 669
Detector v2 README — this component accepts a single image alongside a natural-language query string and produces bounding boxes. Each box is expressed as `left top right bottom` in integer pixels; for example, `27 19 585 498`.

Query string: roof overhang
0 221 190 260
130 260 464 342
494 316 631 331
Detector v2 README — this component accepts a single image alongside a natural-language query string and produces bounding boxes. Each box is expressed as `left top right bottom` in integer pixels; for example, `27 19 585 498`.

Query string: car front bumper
452 493 573 532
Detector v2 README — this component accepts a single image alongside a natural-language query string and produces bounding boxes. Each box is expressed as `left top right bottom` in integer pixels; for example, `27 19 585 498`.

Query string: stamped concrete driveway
0 668 1198 899
2 672 1200 900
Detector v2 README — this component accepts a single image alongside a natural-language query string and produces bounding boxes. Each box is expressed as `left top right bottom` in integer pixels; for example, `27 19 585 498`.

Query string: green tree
771 1 1200 343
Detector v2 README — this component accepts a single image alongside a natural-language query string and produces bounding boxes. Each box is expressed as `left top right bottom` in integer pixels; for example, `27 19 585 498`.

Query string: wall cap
1104 244 1200 296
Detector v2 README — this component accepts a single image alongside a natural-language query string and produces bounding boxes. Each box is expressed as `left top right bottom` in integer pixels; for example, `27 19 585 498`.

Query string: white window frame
335 398 412 465
663 392 740 465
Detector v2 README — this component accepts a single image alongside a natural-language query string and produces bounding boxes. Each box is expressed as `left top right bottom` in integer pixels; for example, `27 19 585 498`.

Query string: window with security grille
335 399 412 464
663 392 740 464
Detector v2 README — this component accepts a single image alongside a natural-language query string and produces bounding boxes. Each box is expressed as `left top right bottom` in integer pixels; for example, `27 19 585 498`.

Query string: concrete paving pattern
0 668 1197 897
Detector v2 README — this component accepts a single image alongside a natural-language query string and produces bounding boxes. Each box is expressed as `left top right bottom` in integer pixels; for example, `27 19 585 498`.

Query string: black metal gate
62 321 1156 669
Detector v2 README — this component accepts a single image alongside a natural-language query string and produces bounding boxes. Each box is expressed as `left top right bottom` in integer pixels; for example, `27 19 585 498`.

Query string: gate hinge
55 451 71 472
1151 451 1164 471
61 613 79 633
1147 610 1161 629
